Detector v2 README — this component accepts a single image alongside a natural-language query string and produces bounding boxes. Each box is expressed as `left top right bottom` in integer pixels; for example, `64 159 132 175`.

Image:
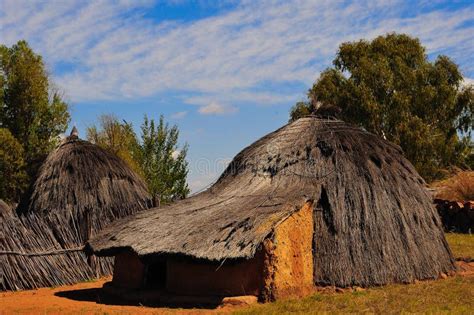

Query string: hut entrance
145 259 167 289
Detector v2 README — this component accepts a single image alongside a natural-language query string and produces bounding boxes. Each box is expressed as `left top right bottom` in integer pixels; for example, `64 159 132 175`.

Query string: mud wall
262 202 315 301
111 202 315 300
112 251 145 289
166 253 264 296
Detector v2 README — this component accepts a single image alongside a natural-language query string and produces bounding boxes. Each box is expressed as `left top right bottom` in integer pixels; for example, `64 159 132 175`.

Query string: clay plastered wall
263 202 314 300
166 254 264 296
112 251 145 289
111 202 314 300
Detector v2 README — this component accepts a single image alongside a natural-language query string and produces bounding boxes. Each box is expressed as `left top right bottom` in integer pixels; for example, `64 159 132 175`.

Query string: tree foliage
86 114 142 176
0 40 70 180
138 115 189 205
290 33 473 181
87 114 189 205
289 101 312 122
0 128 27 202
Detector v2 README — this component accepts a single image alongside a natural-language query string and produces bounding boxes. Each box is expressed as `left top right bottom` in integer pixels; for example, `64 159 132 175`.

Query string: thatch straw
0 213 110 291
2 135 151 291
18 137 152 243
0 199 12 217
90 117 455 287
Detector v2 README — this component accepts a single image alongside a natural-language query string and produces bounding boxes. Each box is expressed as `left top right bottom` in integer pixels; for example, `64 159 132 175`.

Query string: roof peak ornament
69 126 79 139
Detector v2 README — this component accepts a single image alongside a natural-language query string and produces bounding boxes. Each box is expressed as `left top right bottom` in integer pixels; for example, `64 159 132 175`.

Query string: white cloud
184 91 302 107
1 0 473 108
171 111 188 119
188 172 218 193
463 77 474 87
187 156 232 192
198 101 238 115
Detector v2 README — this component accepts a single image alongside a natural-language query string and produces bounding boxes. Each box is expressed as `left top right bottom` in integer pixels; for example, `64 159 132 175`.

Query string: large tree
290 33 473 181
0 40 70 180
0 128 27 202
138 115 189 206
87 114 189 205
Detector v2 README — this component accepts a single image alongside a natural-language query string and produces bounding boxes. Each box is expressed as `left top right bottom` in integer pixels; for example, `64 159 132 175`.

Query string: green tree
290 33 473 181
87 114 190 205
0 40 70 180
87 114 142 176
0 128 27 202
138 115 189 206
289 101 312 122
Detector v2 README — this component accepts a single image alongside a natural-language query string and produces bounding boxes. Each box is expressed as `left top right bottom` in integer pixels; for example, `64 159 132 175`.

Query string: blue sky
1 0 473 191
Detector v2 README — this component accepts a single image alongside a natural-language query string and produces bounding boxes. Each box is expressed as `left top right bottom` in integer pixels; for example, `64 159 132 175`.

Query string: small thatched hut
18 129 152 243
89 117 455 302
2 130 152 290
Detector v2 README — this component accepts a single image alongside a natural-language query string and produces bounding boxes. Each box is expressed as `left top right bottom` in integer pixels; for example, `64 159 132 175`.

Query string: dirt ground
2 262 473 315
0 277 228 315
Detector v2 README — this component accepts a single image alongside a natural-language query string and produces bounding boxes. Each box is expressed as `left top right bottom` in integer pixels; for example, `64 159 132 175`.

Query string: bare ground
2 232 474 315
2 262 473 315
0 277 229 315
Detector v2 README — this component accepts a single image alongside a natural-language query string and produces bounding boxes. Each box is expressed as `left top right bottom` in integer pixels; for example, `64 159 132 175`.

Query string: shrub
432 169 474 201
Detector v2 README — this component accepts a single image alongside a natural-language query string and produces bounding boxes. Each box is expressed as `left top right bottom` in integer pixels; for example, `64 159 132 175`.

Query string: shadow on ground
55 287 222 309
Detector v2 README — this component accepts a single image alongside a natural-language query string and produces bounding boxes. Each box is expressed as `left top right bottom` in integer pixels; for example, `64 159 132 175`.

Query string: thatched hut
1 130 152 290
88 117 455 302
18 129 152 243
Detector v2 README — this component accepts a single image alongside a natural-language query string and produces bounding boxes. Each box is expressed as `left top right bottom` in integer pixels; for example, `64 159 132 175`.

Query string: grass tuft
445 233 474 259
432 170 474 201
234 277 474 315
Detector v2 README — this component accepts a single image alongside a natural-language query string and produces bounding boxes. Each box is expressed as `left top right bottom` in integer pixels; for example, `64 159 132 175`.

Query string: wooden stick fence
1 213 113 291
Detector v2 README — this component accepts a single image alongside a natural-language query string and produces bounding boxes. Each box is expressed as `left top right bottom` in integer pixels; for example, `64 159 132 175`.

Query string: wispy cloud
198 101 238 115
1 0 473 109
463 77 474 87
187 156 232 192
171 111 188 119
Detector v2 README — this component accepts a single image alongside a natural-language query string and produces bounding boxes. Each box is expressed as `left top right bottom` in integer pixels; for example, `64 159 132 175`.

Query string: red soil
0 277 225 315
1 262 473 314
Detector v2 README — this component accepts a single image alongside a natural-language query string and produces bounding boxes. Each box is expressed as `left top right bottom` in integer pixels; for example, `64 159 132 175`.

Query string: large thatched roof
89 117 455 287
0 199 12 217
18 135 152 242
2 134 152 291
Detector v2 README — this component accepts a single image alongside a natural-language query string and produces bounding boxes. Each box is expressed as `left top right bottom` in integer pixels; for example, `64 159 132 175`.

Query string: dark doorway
145 259 167 289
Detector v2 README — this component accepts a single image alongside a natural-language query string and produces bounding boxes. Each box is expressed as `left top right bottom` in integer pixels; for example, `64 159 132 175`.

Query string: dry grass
235 233 474 315
445 233 474 259
234 276 474 314
432 170 474 201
